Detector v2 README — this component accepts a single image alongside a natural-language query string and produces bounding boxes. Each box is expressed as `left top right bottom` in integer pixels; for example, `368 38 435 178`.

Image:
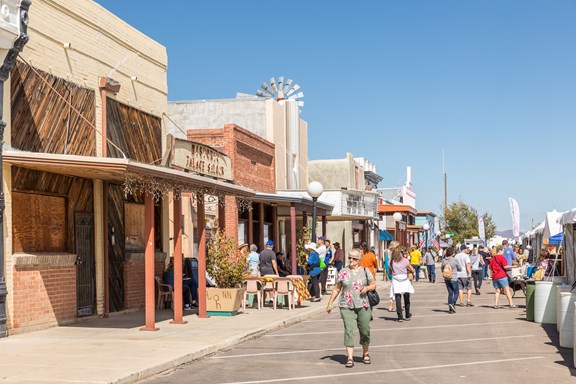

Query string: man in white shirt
455 244 473 306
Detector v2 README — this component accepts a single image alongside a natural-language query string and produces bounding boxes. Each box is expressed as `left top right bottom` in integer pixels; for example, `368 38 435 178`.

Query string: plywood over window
13 192 66 252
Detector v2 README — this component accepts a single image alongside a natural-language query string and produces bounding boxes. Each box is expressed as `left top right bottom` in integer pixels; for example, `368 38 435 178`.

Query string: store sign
170 137 233 181
341 191 378 218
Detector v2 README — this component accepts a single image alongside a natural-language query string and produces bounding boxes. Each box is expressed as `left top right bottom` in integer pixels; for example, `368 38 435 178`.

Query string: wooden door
75 212 95 317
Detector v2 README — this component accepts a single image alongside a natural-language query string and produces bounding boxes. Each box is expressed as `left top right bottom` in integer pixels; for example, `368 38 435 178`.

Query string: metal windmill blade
260 81 274 96
285 83 301 97
288 91 304 100
283 79 293 94
269 77 277 92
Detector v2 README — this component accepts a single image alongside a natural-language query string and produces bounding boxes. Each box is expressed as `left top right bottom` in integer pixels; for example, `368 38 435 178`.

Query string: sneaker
397 318 404 322
493 305 500 309
184 304 193 311
475 289 481 295
449 304 456 313
509 304 518 309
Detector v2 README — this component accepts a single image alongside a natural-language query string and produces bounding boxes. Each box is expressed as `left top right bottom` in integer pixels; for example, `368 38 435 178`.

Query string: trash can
526 280 536 322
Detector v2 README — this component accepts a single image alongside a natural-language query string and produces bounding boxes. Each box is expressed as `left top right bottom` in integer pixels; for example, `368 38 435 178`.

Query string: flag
509 197 520 237
431 238 440 251
418 239 424 250
478 216 486 243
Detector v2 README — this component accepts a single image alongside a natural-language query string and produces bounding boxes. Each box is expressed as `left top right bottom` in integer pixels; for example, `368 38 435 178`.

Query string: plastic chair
274 278 295 310
243 278 262 309
261 275 278 307
155 276 173 310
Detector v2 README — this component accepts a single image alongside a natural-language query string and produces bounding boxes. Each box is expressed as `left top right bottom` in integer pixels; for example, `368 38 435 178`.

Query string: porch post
197 192 209 318
248 203 253 245
218 200 226 233
322 215 327 237
290 203 297 275
140 193 158 331
170 195 186 324
259 202 264 249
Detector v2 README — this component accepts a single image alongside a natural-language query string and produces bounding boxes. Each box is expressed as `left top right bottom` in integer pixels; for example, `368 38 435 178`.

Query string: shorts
458 277 471 291
493 277 509 289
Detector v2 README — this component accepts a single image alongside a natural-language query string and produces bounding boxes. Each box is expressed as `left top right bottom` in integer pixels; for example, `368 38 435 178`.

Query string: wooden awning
3 148 255 197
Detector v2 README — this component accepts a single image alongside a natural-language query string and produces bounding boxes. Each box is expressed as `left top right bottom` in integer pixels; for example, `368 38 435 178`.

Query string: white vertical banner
508 198 520 238
478 216 485 243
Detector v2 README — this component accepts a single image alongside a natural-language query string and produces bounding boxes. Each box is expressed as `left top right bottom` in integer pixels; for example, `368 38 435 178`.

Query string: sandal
345 359 354 368
363 353 371 364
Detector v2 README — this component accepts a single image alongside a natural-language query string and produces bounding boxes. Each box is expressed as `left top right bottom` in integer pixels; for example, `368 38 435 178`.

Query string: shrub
206 230 248 288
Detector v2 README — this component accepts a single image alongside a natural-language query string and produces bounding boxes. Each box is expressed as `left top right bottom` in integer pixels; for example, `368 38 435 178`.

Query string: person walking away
424 247 436 283
390 247 415 322
305 242 322 302
326 248 376 368
441 246 461 313
246 244 260 277
455 244 473 306
479 245 491 280
470 246 485 295
408 245 422 282
489 245 516 308
385 241 399 311
333 242 344 272
360 241 377 279
259 240 279 276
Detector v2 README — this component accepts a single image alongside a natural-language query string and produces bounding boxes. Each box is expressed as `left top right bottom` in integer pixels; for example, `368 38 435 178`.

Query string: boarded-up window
13 192 66 252
125 202 145 249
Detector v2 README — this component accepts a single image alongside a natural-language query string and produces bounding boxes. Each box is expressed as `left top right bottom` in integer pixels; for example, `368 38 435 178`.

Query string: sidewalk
0 282 390 384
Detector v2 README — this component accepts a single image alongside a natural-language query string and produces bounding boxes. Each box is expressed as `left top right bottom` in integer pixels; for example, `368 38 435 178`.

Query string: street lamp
306 181 323 243
392 212 402 242
423 223 430 250
0 0 31 339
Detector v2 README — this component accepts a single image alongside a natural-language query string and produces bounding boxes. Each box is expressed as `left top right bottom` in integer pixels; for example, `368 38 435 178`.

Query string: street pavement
140 279 576 384
0 277 574 383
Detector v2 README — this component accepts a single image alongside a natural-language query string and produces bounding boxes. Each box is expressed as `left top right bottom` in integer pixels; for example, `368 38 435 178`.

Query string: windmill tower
256 76 304 189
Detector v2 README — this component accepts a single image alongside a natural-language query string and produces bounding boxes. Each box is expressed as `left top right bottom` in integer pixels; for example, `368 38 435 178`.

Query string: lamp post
306 181 323 243
393 212 402 243
0 0 31 339
423 223 430 250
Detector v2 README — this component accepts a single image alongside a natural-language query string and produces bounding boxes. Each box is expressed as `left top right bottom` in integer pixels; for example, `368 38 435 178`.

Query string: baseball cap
318 236 326 242
460 244 469 251
479 245 485 249
266 240 274 247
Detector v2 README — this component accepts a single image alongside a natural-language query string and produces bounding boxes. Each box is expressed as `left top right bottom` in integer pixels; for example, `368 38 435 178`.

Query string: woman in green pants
326 248 377 368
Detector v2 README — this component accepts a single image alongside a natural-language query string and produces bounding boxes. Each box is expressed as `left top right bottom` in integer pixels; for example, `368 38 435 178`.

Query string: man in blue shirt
502 240 516 266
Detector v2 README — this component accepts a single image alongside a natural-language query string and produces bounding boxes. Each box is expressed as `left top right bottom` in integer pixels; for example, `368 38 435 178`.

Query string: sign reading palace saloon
167 135 233 181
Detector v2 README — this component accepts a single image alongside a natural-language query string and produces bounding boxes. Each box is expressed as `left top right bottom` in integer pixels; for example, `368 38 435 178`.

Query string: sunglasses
349 257 360 261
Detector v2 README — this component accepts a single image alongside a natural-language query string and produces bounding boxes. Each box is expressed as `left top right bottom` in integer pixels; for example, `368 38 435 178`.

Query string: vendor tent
559 209 576 286
549 232 563 245
543 210 563 241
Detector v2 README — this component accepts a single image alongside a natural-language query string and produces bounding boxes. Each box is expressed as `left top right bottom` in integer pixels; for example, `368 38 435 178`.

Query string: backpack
442 262 453 280
319 257 327 270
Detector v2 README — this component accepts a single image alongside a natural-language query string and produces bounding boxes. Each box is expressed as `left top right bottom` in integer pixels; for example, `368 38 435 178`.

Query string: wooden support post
171 196 186 324
197 192 209 318
140 193 158 331
290 204 297 275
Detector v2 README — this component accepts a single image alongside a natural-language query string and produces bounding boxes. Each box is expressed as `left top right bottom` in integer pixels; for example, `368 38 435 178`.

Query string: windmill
256 76 304 107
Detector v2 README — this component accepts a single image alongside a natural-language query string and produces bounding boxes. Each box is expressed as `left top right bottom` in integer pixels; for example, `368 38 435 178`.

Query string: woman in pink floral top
326 248 377 368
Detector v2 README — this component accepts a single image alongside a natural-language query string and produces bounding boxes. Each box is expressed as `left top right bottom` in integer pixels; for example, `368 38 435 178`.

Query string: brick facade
10 254 77 333
188 124 276 240
124 252 167 309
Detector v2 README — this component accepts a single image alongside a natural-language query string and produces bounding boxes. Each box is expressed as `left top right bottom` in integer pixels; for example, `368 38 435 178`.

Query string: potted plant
205 229 248 315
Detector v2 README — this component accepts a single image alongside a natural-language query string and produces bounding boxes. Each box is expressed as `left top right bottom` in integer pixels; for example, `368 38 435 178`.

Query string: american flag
431 238 440 251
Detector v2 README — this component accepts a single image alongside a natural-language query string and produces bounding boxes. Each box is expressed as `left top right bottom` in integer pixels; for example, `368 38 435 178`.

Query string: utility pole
0 0 31 339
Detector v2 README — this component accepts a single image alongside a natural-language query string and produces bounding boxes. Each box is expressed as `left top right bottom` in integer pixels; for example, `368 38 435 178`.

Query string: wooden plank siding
106 99 161 164
12 168 94 253
11 61 95 156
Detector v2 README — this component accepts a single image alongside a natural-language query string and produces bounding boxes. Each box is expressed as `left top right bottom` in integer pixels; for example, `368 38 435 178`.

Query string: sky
94 0 576 232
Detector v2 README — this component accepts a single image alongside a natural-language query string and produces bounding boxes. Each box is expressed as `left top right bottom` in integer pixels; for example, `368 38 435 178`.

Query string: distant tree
442 200 496 244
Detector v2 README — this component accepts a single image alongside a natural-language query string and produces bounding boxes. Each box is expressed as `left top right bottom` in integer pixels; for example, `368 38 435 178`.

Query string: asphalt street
140 280 575 384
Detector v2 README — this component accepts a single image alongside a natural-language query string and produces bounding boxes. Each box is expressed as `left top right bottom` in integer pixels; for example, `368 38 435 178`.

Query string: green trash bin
526 280 536 322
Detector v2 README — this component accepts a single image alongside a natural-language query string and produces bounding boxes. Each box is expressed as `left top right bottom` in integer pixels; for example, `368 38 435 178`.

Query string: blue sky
94 0 575 232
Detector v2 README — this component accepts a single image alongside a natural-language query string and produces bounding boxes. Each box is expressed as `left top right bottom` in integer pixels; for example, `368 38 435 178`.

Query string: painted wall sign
169 136 233 181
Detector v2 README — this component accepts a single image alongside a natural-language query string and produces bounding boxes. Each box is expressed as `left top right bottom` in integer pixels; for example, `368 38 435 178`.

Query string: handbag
364 268 380 307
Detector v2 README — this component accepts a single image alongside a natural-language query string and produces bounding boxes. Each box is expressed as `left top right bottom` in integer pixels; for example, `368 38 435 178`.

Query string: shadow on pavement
67 309 194 329
540 323 576 376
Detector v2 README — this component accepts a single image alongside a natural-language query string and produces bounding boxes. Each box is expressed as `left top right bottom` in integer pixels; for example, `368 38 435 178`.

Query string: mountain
495 229 525 238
